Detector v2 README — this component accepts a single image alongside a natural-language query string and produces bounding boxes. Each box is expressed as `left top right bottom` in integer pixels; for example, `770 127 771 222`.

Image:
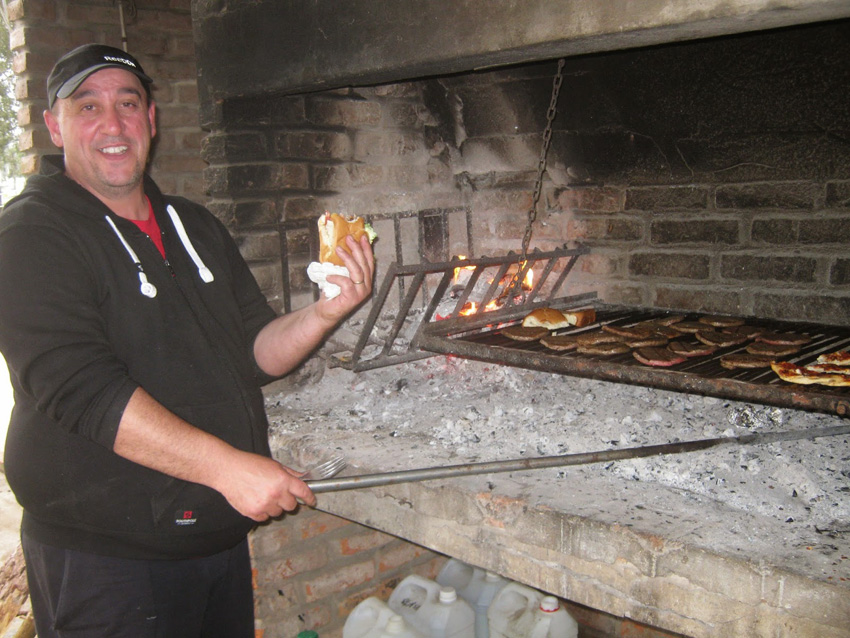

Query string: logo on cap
46 44 153 108
103 55 138 68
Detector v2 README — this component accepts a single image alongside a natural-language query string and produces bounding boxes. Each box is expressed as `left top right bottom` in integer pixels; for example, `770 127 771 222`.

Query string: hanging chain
114 1 138 51
508 58 566 298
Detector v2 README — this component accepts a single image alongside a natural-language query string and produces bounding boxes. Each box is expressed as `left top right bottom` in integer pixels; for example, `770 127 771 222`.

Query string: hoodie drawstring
105 216 158 298
166 205 214 283
106 205 215 298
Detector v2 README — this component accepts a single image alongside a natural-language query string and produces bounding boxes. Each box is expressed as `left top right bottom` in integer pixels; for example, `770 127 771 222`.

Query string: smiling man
0 44 374 638
44 63 155 217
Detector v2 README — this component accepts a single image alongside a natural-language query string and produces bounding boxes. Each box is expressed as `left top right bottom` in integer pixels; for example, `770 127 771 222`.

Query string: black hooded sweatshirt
0 156 279 559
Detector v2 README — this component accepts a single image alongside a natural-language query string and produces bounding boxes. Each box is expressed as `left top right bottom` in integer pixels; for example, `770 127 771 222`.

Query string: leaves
0 19 20 181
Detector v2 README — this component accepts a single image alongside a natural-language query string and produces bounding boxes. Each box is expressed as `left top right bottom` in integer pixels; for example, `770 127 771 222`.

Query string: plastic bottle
388 574 475 638
436 559 510 638
344 597 425 638
488 582 578 638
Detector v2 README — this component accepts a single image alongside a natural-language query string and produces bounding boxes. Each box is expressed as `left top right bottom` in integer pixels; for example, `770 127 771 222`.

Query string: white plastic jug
344 596 426 638
488 582 578 638
388 574 475 638
436 559 509 638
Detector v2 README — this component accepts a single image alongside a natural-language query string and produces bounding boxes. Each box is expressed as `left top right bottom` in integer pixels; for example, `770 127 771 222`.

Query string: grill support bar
346 246 592 371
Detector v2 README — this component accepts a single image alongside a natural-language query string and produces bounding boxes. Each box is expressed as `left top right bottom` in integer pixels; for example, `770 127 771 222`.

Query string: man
0 44 374 637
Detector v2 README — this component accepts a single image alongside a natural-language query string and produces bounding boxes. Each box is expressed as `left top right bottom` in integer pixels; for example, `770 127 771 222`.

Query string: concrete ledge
267 358 850 638
302 464 850 638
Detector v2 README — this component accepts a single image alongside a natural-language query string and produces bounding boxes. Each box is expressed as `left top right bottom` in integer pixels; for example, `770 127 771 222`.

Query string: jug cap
385 614 405 634
439 586 458 603
539 596 561 613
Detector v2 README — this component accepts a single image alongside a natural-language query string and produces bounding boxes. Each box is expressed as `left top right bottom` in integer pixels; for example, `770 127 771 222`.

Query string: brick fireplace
190 1 850 636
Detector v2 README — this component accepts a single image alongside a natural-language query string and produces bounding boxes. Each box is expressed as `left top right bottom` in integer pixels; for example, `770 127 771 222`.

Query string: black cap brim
54 63 153 103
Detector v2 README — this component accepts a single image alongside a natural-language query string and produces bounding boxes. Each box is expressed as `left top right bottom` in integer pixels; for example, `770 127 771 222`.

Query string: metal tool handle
306 423 850 494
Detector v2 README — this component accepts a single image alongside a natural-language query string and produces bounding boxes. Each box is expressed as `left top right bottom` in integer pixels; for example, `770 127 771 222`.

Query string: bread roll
565 308 596 327
522 308 569 330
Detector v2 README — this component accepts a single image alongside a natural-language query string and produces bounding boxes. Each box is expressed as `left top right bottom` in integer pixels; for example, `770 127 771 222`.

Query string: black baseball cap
47 44 153 109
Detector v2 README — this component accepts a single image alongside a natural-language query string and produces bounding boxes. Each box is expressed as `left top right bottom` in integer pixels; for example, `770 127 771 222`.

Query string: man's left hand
317 234 375 323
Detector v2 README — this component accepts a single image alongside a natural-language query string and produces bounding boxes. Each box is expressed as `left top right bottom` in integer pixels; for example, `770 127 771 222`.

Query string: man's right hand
214 451 317 521
113 388 317 521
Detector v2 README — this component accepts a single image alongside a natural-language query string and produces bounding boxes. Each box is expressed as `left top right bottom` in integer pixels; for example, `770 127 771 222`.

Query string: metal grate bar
450 265 485 316
528 254 559 304
479 262 512 309
380 270 428 358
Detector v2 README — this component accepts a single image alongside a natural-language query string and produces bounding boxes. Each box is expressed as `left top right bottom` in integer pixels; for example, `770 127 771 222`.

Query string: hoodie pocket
149 399 257 532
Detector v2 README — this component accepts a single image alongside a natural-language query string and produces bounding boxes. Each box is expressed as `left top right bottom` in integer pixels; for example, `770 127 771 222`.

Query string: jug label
399 597 422 611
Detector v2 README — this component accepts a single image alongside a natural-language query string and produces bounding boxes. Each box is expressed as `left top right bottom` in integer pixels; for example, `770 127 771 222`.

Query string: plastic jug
488 582 578 638
436 559 509 638
344 597 426 638
388 574 475 638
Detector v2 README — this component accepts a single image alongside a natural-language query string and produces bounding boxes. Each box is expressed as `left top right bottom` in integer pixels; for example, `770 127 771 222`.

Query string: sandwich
318 212 377 266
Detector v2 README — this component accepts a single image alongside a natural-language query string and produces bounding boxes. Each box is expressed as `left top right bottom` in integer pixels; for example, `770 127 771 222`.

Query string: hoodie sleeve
0 209 139 449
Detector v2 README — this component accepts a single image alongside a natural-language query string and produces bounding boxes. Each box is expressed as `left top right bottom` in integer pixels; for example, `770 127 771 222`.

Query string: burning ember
458 299 502 316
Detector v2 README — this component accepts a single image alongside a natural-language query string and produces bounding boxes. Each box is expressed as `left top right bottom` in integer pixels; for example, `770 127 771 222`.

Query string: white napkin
307 261 351 300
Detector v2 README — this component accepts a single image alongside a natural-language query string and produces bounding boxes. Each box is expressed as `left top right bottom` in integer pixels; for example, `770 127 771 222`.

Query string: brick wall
201 21 850 326
9 0 206 203
434 22 850 326
251 509 444 638
558 180 850 324
200 86 466 312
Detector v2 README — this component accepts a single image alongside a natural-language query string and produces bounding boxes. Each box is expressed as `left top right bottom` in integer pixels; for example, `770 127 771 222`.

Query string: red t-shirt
129 198 166 258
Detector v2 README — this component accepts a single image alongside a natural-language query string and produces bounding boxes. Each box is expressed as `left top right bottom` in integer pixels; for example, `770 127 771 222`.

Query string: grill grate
341 241 850 417
344 246 591 371
415 304 850 417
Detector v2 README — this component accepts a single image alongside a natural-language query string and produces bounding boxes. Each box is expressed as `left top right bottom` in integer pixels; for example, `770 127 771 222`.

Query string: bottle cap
385 615 405 634
439 586 458 603
539 596 560 613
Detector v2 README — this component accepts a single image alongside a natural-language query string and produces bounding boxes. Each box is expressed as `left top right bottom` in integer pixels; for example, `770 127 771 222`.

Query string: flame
452 255 477 283
524 268 534 290
458 298 502 316
448 256 527 318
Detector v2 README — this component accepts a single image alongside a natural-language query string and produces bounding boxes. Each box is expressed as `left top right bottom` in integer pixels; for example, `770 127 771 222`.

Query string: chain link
509 59 566 297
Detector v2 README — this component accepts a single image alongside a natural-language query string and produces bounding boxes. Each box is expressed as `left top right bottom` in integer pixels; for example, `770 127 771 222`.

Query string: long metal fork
301 455 347 481
304 423 850 494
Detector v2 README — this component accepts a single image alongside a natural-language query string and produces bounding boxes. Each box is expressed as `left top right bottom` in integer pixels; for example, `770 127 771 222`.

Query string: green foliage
0 19 20 180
